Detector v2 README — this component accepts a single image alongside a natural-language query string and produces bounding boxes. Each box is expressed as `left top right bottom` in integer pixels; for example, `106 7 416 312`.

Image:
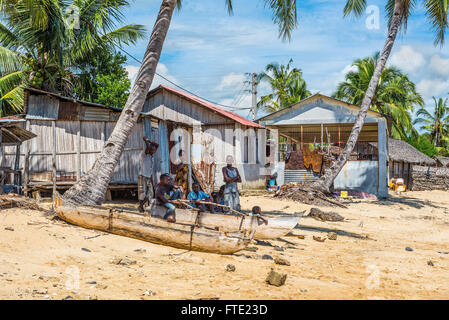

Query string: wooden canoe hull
53 195 252 254
148 202 302 240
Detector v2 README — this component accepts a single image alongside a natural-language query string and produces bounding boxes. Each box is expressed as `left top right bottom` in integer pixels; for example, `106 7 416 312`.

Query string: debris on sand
245 246 258 252
111 258 136 266
275 183 346 208
405 247 414 252
313 236 326 242
427 260 434 266
327 232 338 240
4 227 14 231
262 254 273 260
0 194 46 211
274 257 291 266
265 269 287 287
143 289 156 296
226 264 236 272
309 208 344 222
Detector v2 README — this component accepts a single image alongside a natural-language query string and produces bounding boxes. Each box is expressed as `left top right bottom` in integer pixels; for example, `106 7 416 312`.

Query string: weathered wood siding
1 120 144 185
144 90 235 126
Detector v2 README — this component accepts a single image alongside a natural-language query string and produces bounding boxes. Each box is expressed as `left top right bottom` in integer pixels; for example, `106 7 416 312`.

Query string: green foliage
74 51 130 107
407 133 439 157
0 0 145 115
257 59 311 113
414 96 449 154
334 53 423 140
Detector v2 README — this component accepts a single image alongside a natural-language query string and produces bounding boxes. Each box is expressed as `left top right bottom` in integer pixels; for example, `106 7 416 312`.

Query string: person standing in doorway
222 155 242 211
138 137 159 213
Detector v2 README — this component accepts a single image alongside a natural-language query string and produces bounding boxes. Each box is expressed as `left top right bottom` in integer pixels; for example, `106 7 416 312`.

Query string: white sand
1 190 448 299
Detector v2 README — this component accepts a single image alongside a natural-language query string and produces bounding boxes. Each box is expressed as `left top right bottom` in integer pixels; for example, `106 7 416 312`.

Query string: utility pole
251 72 258 121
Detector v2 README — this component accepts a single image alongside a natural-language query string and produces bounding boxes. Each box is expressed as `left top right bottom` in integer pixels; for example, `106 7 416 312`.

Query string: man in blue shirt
187 182 214 212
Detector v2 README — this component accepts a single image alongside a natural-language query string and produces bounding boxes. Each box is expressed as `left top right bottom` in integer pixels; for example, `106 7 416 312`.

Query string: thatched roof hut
435 156 449 168
387 138 437 166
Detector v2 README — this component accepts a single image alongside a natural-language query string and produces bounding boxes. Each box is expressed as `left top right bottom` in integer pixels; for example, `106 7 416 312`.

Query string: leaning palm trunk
63 0 177 205
312 0 403 193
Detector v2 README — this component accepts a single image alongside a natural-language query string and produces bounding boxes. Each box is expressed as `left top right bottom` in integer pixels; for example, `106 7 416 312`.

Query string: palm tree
334 53 424 140
414 97 449 152
312 0 448 194
258 59 311 113
63 0 300 205
0 0 145 114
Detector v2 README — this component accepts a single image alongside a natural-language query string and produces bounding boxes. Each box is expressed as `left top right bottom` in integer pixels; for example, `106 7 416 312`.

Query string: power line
114 43 251 111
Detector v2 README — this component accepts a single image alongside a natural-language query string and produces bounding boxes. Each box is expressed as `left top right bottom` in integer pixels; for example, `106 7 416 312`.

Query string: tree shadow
371 196 445 209
295 224 369 239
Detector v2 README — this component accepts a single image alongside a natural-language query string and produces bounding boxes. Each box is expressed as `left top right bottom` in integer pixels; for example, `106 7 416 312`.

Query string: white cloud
429 54 449 77
125 65 139 83
126 63 180 89
390 45 426 74
216 73 247 91
417 78 449 98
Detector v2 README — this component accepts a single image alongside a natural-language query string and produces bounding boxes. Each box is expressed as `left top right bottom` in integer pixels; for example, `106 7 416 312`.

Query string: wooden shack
3 86 266 197
143 85 267 190
257 94 390 197
1 87 149 196
0 116 37 192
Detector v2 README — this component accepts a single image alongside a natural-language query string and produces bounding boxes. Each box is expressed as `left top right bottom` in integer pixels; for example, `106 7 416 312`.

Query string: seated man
155 173 183 222
211 185 225 212
187 182 214 212
264 163 279 192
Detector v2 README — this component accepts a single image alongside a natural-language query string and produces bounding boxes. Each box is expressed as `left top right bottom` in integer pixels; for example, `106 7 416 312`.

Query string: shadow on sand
295 224 369 240
370 195 445 210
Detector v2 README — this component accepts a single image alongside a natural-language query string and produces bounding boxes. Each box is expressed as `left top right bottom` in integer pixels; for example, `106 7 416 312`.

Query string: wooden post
14 142 21 185
300 125 303 150
0 128 2 162
23 120 30 196
187 126 193 192
52 120 57 197
338 126 341 153
320 123 323 151
76 120 81 181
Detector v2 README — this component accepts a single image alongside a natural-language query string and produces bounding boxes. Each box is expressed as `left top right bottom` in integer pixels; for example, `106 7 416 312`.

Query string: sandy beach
1 190 448 300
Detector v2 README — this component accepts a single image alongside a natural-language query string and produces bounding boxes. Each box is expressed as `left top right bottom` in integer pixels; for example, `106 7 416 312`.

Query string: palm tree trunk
312 0 403 193
63 0 177 205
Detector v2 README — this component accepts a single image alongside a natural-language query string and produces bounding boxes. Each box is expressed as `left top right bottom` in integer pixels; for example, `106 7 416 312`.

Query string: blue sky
121 0 449 119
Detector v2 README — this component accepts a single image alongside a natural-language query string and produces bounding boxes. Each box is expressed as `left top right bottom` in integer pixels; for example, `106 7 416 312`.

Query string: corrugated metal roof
0 116 24 123
0 125 37 143
147 85 264 129
257 93 387 122
23 87 123 112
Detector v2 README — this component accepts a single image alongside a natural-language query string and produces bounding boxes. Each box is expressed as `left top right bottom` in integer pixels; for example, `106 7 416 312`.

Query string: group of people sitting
137 137 245 223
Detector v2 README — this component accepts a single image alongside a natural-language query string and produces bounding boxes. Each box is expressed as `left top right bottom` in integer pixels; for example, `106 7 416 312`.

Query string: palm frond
424 0 449 45
264 0 298 41
343 0 367 17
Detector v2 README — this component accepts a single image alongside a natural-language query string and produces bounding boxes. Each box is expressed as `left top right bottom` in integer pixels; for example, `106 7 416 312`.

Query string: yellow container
340 191 348 198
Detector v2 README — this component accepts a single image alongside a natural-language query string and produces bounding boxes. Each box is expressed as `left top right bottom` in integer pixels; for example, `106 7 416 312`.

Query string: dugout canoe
53 193 253 254
147 201 303 240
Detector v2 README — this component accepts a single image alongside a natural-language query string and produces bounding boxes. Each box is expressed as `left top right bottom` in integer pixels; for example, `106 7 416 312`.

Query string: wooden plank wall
144 90 235 126
0 120 144 185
